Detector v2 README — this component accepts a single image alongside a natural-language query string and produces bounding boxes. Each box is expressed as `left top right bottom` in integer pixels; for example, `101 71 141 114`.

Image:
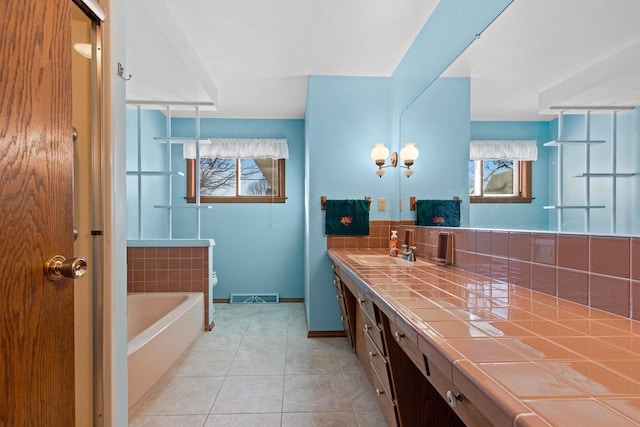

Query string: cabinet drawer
333 275 342 292
356 290 379 326
364 329 393 398
388 317 428 378
371 363 398 427
341 314 353 347
362 314 385 356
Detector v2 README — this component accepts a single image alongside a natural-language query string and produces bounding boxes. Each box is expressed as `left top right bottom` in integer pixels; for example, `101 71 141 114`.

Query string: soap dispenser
389 230 398 256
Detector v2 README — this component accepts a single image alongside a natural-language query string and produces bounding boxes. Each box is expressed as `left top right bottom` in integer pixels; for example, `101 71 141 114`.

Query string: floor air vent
229 293 280 304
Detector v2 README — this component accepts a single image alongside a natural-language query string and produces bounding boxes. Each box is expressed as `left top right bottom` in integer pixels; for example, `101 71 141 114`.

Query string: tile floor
130 302 388 426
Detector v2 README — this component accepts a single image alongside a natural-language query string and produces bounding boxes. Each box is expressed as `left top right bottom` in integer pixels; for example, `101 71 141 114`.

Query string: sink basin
347 254 414 266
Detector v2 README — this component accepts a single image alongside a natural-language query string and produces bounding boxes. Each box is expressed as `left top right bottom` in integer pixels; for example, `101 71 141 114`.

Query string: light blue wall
168 118 306 300
391 0 514 153
305 76 393 330
304 0 514 331
547 108 640 234
125 108 169 240
469 121 551 230
399 78 472 225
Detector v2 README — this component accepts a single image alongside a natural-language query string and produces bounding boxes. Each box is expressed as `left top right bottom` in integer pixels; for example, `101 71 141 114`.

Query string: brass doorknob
44 255 88 281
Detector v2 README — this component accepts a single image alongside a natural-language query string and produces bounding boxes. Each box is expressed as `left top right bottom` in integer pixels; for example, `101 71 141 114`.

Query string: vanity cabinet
331 263 356 349
330 260 485 427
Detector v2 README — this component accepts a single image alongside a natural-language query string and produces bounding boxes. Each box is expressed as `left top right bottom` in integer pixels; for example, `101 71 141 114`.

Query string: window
187 158 285 203
469 140 535 204
185 138 288 203
469 159 532 203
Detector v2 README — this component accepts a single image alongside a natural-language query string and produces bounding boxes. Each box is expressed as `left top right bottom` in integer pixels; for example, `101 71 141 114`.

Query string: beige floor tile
283 375 354 412
211 375 284 414
139 376 224 415
204 413 282 427
211 317 251 331
228 350 286 376
173 350 236 377
129 414 208 427
130 303 379 427
354 410 389 427
344 373 380 411
192 330 244 352
281 411 358 427
246 319 290 335
285 348 342 375
238 331 287 351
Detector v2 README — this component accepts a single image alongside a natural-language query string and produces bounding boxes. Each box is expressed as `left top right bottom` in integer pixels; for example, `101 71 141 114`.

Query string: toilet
210 271 218 314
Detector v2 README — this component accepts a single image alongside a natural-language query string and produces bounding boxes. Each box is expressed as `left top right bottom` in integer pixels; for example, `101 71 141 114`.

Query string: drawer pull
375 388 385 397
447 390 462 408
336 295 342 300
340 316 345 321
358 298 366 305
368 351 376 360
333 279 337 285
363 324 371 332
394 331 405 341
331 264 335 271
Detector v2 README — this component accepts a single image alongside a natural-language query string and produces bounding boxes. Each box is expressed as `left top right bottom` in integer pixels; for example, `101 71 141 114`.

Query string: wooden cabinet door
0 1 76 425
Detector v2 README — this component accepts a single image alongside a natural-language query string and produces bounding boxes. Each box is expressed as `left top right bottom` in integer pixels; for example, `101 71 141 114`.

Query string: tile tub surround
327 222 639 319
328 248 640 427
127 246 213 330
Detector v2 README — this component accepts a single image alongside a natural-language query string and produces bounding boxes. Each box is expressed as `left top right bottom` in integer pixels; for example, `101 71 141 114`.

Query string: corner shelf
543 139 605 146
126 171 185 177
127 102 211 240
154 205 212 209
571 173 637 178
545 109 632 233
153 136 210 143
543 205 605 210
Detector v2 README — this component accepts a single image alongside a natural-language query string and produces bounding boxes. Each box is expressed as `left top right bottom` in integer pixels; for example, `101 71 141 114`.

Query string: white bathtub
127 292 204 414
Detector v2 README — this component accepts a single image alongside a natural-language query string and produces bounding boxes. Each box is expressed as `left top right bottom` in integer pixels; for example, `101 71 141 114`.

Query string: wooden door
0 1 76 425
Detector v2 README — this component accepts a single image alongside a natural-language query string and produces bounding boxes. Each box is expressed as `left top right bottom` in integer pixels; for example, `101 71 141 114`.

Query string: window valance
470 140 538 161
183 138 289 159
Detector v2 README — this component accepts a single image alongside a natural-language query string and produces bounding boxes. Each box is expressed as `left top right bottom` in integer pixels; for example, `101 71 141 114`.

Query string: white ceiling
125 0 438 118
126 0 640 121
442 0 640 121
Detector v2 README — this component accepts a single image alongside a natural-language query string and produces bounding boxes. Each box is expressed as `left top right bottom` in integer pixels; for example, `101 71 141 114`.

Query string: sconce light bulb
400 142 419 162
370 142 390 162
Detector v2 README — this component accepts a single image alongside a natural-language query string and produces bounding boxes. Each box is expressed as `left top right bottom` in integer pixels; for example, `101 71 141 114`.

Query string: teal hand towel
325 199 370 235
416 199 461 227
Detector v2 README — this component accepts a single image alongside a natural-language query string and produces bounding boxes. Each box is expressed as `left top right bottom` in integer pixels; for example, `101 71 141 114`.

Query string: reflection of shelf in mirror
544 140 606 146
153 137 210 143
154 205 213 209
543 205 606 209
571 173 638 177
126 171 185 176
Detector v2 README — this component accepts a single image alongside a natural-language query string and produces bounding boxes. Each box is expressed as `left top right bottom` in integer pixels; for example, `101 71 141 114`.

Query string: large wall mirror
400 0 640 235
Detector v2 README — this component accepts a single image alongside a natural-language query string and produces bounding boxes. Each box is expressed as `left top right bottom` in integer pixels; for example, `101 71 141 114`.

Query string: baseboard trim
213 297 304 303
280 297 304 303
307 330 347 338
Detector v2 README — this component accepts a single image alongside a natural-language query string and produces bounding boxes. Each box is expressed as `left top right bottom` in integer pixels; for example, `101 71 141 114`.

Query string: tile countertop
327 248 640 427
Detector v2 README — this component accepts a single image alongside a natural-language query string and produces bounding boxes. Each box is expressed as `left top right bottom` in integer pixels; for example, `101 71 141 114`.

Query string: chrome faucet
390 244 416 261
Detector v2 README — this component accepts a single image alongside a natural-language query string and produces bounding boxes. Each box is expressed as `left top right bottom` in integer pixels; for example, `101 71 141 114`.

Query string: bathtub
127 292 204 414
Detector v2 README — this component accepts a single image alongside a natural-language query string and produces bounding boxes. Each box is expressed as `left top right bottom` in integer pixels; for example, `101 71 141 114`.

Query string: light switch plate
378 198 386 211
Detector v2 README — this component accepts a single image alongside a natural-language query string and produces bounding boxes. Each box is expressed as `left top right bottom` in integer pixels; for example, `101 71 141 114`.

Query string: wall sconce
370 142 419 178
370 142 397 177
400 142 419 177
